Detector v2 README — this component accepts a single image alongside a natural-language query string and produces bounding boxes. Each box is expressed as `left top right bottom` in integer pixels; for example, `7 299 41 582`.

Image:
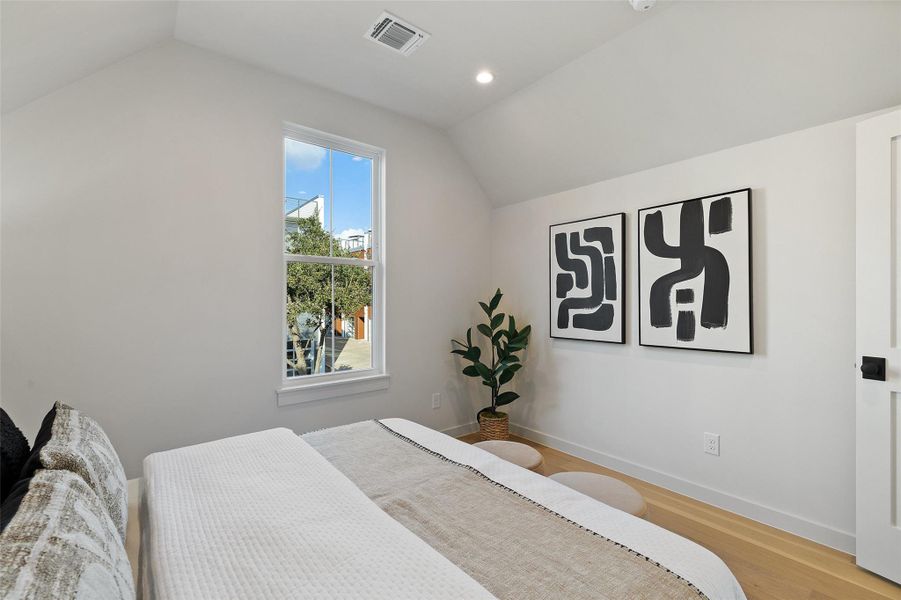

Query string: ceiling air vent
365 11 430 56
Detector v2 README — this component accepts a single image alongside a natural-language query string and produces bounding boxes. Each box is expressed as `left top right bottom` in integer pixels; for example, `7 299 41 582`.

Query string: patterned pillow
36 402 128 543
0 469 135 599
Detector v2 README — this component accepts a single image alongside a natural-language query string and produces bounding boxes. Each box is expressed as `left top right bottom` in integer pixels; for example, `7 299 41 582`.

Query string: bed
140 418 746 600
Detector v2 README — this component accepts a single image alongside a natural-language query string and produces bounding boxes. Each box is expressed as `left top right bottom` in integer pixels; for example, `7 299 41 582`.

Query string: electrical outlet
704 432 720 456
431 393 441 409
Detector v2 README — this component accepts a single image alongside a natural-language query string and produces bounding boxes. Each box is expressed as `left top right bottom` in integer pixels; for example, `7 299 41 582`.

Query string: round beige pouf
473 440 543 471
549 471 648 518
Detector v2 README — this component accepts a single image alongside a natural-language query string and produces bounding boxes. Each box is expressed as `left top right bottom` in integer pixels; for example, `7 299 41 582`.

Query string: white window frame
277 123 388 405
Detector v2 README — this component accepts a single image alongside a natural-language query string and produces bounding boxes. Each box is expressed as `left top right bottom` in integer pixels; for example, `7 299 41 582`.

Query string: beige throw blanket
304 421 707 600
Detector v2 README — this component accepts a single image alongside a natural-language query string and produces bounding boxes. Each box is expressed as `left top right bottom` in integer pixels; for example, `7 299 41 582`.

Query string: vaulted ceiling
1 1 178 114
451 1 901 204
0 1 662 124
3 1 900 206
173 1 665 128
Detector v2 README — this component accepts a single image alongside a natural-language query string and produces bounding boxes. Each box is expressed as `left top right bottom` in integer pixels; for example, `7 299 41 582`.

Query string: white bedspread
381 418 747 600
141 428 495 600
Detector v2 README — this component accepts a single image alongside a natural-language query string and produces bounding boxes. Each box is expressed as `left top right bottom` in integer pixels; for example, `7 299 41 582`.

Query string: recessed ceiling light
476 71 494 84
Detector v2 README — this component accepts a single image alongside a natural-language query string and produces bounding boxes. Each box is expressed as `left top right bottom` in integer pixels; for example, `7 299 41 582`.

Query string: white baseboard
508 422 856 554
441 421 478 438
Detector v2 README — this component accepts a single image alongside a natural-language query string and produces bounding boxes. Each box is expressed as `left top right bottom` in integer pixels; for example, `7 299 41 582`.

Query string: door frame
855 108 901 582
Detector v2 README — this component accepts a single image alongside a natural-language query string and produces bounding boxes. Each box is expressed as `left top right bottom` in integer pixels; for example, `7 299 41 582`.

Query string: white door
856 109 901 583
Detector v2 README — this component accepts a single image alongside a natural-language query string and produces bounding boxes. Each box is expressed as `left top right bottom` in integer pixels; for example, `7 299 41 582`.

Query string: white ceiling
173 1 665 128
0 0 663 125
1 1 177 113
3 1 899 206
451 1 901 205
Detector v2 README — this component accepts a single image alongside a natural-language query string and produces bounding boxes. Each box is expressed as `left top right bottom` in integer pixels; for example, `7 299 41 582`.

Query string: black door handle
861 356 886 381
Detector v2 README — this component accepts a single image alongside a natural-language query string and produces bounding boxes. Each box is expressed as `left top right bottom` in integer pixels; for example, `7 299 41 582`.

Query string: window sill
277 372 390 406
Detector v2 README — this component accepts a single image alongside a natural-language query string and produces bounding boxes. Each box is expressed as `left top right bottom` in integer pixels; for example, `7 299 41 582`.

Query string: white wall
1 41 491 477
491 112 883 552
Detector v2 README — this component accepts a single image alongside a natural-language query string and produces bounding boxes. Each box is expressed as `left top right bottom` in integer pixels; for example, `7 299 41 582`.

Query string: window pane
285 138 330 256
332 150 373 260
285 263 372 378
330 265 373 373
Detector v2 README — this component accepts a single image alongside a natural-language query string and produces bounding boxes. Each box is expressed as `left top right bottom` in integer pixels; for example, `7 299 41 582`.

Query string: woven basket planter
479 411 509 441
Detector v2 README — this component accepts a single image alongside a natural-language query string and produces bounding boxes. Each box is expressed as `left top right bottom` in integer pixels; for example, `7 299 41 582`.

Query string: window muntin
283 127 382 384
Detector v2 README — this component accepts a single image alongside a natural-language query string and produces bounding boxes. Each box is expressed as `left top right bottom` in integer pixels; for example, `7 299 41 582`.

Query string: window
278 124 386 404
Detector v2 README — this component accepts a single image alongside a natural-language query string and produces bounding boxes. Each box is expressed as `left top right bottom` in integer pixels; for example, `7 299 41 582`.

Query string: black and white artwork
638 189 752 353
549 213 625 344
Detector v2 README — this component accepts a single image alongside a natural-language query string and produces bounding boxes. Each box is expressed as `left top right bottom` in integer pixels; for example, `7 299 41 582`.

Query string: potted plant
451 289 531 440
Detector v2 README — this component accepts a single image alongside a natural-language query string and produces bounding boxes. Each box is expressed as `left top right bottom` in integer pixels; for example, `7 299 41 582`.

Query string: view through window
284 131 379 380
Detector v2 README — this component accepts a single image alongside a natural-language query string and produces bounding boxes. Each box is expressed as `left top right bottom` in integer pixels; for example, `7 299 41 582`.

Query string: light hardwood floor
458 433 901 600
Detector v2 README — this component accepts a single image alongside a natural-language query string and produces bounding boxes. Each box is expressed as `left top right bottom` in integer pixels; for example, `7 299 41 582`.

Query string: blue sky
284 138 372 239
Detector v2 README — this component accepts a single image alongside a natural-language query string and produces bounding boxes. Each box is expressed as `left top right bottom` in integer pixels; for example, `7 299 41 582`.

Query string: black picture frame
637 188 753 354
549 212 626 344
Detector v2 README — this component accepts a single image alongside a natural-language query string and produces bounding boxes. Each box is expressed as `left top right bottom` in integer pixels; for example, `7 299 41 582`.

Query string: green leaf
464 347 481 361
451 349 468 356
504 363 520 375
488 288 503 312
451 338 466 347
479 301 492 317
462 365 480 377
492 330 504 345
499 369 515 386
495 391 520 406
466 328 473 346
507 315 516 335
490 313 505 330
475 362 492 380
477 323 493 338
509 326 531 349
